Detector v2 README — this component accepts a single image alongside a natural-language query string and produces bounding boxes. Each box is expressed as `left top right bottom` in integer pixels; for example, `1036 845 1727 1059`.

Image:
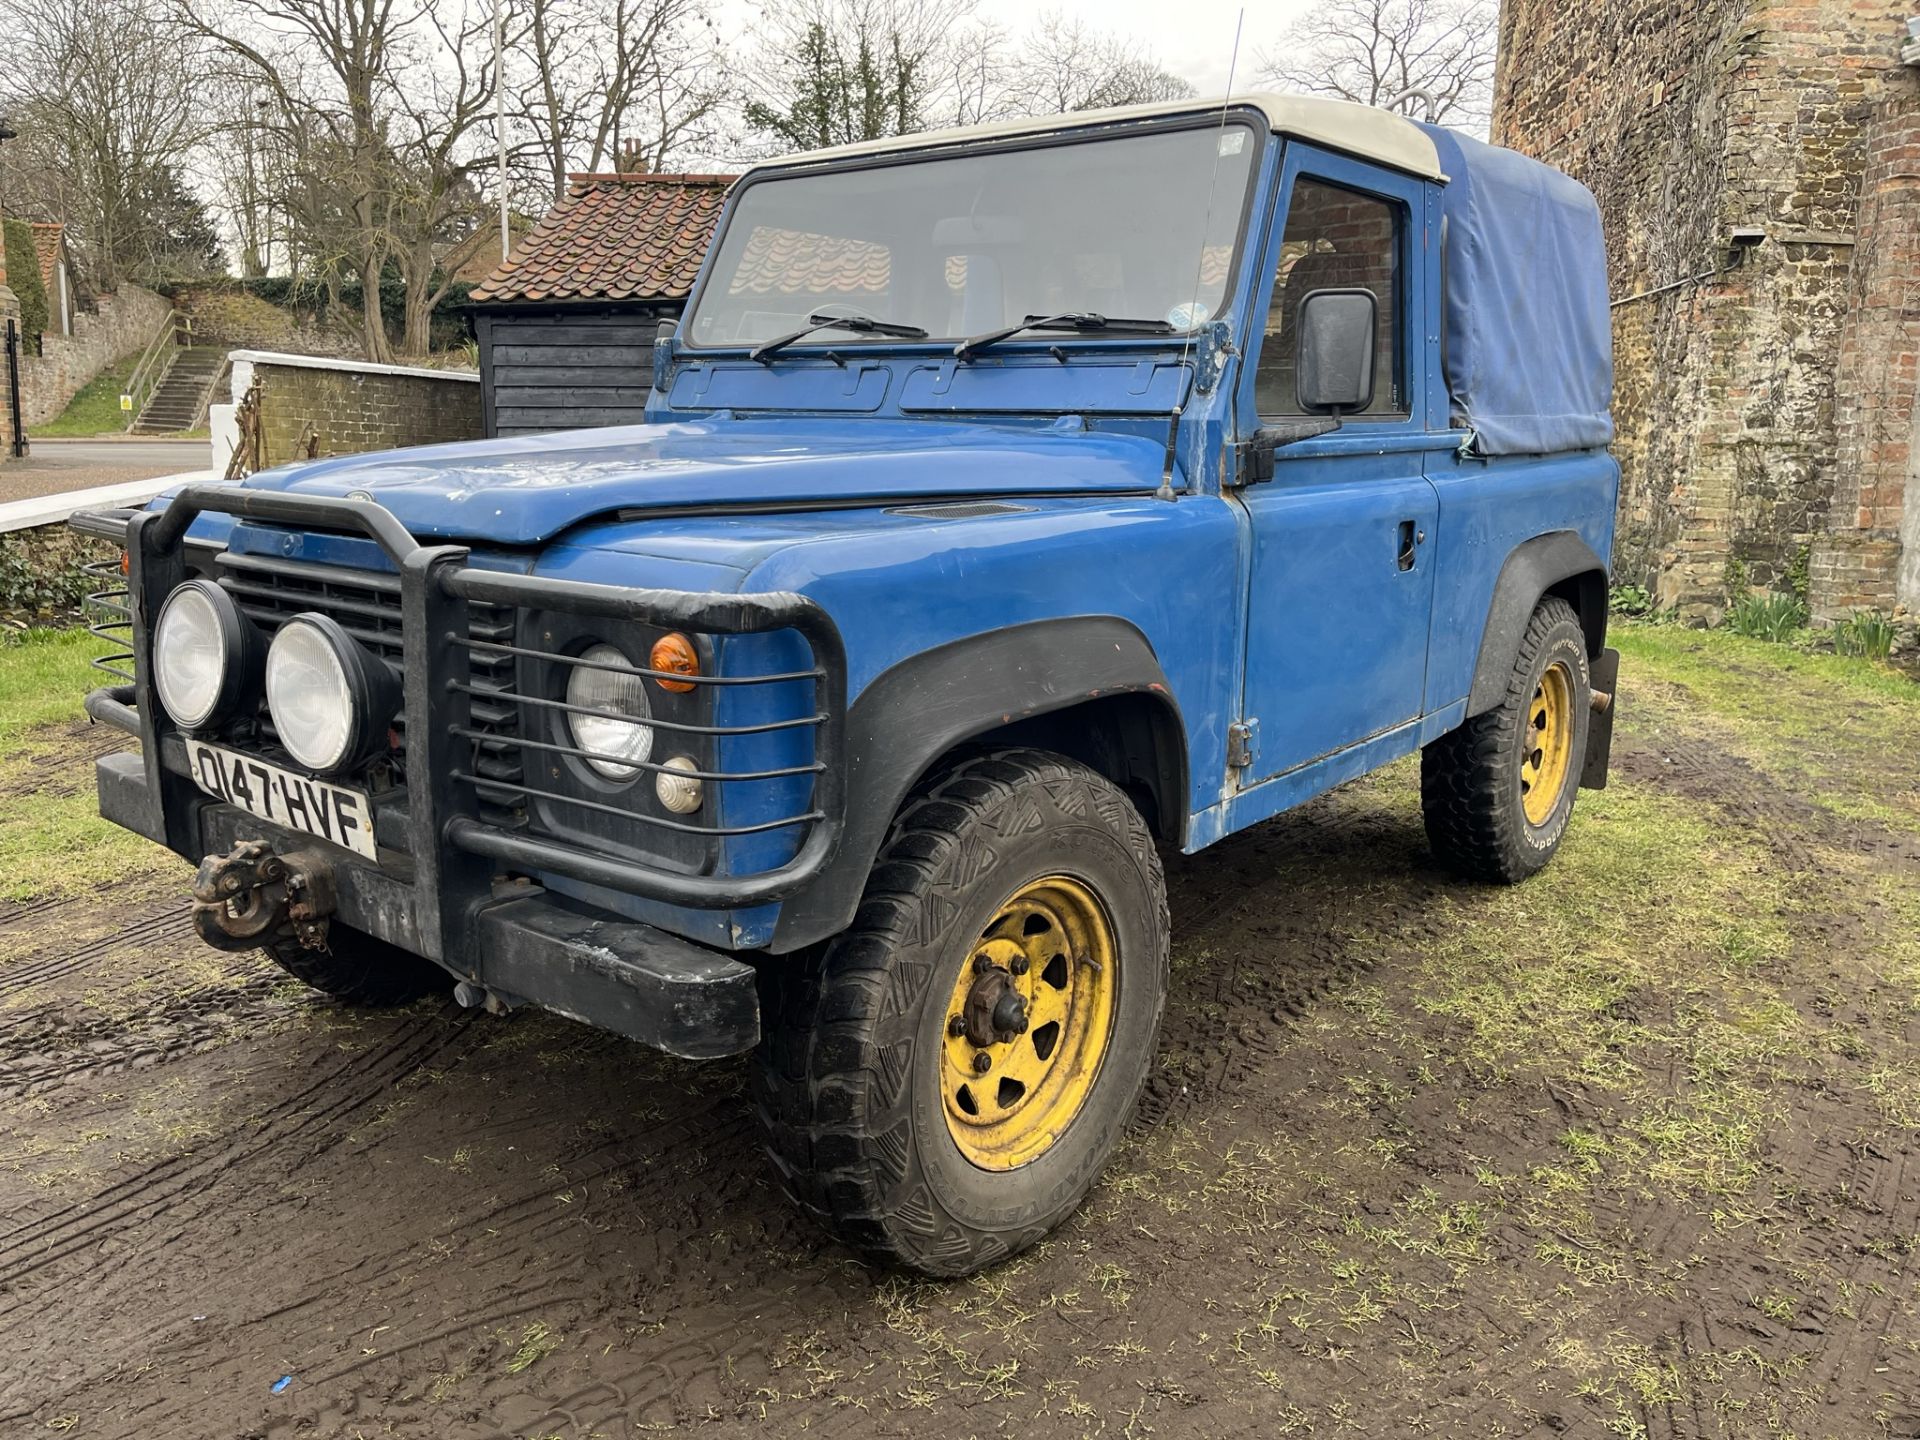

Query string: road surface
0 439 210 504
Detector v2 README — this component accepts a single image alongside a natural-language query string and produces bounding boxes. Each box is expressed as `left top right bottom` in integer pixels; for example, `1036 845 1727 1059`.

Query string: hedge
167 275 476 350
3 220 51 350
0 526 118 627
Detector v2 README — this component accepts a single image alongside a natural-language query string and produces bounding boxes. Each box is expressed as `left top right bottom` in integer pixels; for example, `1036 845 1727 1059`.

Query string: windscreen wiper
954 312 1176 363
750 311 930 364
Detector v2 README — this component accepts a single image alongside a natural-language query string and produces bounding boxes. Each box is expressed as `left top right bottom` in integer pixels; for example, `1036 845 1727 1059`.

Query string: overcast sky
968 0 1317 92
713 0 1322 98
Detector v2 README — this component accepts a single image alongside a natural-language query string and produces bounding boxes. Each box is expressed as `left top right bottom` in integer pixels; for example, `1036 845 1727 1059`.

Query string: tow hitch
191 840 337 952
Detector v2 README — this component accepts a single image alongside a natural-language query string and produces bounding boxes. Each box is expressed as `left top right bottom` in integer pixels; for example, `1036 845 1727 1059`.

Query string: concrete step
132 346 228 434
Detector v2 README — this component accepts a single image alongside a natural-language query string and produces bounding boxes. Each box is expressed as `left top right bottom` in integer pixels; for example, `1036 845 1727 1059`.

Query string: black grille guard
72 484 848 963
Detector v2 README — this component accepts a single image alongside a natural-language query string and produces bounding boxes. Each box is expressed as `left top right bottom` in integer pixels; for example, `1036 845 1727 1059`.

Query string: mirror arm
1235 417 1342 485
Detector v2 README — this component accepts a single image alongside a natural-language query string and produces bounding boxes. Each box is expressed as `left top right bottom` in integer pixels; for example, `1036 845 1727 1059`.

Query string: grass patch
0 783 174 903
1615 619 1920 707
1615 620 1920 832
1371 779 1814 1210
1408 781 1793 1088
31 354 139 438
504 1321 561 1374
0 628 119 748
0 628 173 902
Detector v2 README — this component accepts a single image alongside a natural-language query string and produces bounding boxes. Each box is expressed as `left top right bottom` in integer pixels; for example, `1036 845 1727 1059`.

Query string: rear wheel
265 924 450 1006
1421 596 1590 883
753 748 1169 1276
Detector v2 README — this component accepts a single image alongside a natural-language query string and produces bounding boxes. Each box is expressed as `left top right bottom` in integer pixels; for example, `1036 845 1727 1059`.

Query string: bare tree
740 1 1198 149
186 0 506 359
381 1 506 354
1003 12 1194 117
740 0 979 151
201 78 290 276
518 0 728 203
1256 0 1495 129
940 18 1014 128
0 0 214 288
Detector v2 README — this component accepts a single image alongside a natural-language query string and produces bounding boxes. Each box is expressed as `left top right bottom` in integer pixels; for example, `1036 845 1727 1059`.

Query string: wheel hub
940 876 1117 1171
958 963 1029 1047
1520 660 1576 826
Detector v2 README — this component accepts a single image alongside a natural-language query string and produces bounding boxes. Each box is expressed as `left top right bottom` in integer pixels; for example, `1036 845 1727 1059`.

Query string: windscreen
684 123 1262 347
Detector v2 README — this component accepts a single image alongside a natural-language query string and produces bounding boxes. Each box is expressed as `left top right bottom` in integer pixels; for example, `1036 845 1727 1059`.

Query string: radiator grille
211 551 523 826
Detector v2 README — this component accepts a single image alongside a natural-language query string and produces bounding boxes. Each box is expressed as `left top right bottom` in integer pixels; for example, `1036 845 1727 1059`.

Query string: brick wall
223 352 483 473
17 284 172 427
1495 0 1918 619
1814 94 1920 613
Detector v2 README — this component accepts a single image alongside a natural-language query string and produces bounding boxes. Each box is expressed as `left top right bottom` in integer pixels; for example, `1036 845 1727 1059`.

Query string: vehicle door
1232 146 1441 786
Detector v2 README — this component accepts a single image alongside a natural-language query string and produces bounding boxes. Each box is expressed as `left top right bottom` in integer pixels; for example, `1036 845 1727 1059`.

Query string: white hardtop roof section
754 92 1445 182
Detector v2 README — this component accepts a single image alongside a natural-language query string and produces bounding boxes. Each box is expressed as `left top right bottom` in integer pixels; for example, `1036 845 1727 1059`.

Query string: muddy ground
1 624 1917 1439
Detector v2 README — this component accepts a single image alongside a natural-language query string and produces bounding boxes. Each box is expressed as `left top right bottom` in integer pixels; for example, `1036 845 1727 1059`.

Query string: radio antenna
1161 8 1246 502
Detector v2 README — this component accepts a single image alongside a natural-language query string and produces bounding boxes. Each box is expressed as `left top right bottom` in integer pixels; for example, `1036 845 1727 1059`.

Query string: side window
1255 178 1402 417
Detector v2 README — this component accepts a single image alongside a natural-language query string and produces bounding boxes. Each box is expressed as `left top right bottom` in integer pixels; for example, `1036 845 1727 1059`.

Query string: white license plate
185 741 378 860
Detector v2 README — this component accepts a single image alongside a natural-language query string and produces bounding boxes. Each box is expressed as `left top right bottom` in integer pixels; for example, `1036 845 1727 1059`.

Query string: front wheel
753 748 1169 1276
1421 596 1591 883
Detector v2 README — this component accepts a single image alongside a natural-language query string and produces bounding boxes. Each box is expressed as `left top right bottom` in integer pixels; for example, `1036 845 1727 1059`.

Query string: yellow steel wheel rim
1521 660 1575 826
940 876 1117 1171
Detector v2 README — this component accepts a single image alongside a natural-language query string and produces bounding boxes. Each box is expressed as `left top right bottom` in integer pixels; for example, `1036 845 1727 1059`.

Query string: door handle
1396 519 1418 571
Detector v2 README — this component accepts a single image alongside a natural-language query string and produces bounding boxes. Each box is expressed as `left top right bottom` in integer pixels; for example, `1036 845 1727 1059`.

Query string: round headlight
153 579 259 730
566 644 654 780
265 614 399 773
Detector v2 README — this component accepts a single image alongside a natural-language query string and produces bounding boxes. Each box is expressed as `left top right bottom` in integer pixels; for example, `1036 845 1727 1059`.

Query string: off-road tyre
752 748 1170 1276
1422 596 1591 883
265 923 450 1006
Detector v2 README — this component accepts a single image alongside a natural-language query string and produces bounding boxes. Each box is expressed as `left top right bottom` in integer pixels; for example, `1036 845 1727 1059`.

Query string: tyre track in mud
0 1002 486 1432
0 714 796 1437
0 882 273 1100
0 897 194 999
5 670 1918 1436
222 1089 761 1357
1138 801 1422 1127
0 895 67 932
0 969 291 1099
1621 699 1920 1409
6 994 792 1434
0 999 476 1297
1460 716 1920 1428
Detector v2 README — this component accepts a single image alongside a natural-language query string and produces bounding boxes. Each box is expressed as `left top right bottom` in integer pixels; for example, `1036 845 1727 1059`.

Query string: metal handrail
120 309 193 422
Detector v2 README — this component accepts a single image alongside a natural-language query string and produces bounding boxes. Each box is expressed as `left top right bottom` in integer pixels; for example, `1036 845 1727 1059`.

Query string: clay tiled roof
469 173 736 304
29 222 64 291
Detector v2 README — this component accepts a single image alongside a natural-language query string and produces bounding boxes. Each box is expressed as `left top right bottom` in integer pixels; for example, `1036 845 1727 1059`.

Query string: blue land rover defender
76 95 1619 1276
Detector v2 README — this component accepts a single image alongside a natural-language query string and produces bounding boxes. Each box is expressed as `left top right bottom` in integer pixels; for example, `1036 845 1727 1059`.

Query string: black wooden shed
467 173 734 437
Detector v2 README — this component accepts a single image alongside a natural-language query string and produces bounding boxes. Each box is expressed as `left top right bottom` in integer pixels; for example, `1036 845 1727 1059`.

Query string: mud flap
1580 646 1619 790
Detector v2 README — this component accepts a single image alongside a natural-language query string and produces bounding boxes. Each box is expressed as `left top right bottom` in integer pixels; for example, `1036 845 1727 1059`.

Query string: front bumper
96 748 760 1058
76 484 848 1059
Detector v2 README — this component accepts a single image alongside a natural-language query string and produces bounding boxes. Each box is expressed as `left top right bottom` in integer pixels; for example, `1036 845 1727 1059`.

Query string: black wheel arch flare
1466 530 1610 720
768 616 1187 954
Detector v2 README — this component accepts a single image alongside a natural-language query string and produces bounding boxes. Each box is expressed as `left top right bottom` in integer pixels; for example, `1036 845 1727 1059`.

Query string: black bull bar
70 486 850 1056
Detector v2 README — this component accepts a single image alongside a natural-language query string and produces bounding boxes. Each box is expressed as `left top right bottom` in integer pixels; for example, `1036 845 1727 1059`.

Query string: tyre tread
1421 596 1586 884
752 747 1166 1274
265 926 448 1006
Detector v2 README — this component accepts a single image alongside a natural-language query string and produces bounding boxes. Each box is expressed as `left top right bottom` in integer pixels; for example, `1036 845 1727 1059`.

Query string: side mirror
652 317 678 392
1296 288 1377 414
